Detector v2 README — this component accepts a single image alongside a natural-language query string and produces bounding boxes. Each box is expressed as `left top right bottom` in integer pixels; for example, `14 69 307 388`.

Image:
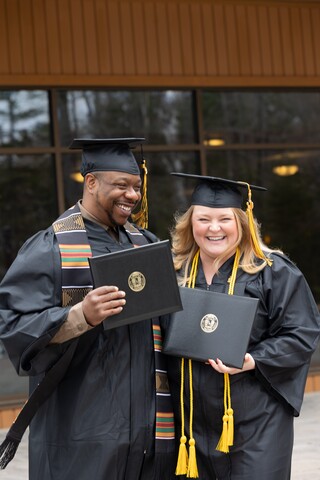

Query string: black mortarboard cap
69 137 145 177
171 172 266 209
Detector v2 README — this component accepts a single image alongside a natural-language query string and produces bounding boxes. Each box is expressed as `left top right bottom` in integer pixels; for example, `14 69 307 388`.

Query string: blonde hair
171 206 280 285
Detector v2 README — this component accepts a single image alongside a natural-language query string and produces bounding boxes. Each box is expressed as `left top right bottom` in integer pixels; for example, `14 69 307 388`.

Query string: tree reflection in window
202 91 320 145
0 91 51 147
58 90 196 146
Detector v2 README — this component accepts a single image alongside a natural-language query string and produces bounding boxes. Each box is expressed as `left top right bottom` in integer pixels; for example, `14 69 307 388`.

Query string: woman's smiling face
191 206 238 261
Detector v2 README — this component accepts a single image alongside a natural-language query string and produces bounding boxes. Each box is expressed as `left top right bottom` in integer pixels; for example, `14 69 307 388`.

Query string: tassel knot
227 407 234 446
216 414 230 453
187 438 199 478
175 435 188 475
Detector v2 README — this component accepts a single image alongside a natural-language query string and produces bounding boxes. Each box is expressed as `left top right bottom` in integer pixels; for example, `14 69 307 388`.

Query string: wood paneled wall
0 0 319 87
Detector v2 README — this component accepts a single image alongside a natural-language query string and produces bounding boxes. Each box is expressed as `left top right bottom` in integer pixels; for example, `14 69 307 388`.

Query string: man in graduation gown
0 138 175 480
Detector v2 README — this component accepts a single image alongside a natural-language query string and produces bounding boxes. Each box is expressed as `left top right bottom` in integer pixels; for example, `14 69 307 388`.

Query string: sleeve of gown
250 253 320 416
0 228 72 376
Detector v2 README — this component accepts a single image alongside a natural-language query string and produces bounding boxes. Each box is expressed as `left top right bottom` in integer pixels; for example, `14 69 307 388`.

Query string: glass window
145 151 199 239
202 91 320 145
57 90 196 146
0 153 58 400
0 154 58 278
61 152 83 209
0 91 51 147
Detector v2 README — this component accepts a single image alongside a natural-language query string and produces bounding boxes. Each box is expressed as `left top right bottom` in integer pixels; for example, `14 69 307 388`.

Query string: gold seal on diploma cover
200 314 218 333
128 271 146 292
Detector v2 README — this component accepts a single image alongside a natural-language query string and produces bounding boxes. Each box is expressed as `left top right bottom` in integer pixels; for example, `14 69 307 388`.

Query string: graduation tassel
132 158 148 229
186 359 199 478
238 182 272 267
175 358 189 475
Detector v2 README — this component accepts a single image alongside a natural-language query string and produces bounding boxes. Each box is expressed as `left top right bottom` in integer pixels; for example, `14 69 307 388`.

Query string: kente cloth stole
53 204 175 451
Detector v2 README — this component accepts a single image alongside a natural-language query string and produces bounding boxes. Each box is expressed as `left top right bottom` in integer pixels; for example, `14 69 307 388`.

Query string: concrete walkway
0 391 320 479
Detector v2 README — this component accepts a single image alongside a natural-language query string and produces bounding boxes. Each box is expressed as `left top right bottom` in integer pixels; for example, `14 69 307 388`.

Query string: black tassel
0 436 20 469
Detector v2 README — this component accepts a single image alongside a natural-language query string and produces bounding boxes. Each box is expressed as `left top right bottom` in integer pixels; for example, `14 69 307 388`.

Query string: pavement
0 391 320 479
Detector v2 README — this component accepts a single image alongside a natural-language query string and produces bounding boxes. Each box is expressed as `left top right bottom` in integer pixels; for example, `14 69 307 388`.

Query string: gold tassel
131 159 148 229
187 438 199 478
244 184 272 267
175 358 189 475
175 253 200 477
227 407 234 446
216 373 232 453
175 435 188 475
216 413 229 453
216 249 240 454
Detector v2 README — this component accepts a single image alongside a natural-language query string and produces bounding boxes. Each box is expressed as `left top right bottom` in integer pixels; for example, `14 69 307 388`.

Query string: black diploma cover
162 287 259 368
89 240 182 330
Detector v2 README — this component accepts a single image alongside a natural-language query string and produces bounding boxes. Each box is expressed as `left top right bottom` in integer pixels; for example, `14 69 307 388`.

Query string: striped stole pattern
59 244 92 268
125 222 175 447
154 324 175 441
53 205 93 307
53 204 175 450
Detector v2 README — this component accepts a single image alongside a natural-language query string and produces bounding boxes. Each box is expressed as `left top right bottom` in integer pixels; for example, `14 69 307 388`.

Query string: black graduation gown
163 253 320 480
0 219 176 480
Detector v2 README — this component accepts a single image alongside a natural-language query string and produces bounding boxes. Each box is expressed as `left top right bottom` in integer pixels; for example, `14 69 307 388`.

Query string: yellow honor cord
176 358 188 475
175 251 200 478
216 373 234 453
216 248 240 453
187 358 198 478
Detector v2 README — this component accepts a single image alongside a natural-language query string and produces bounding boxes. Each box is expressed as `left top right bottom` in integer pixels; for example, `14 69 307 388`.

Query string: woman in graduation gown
162 173 320 480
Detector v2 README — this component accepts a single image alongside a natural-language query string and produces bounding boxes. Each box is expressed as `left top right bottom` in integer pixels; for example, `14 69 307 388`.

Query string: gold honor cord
176 357 188 475
176 250 200 477
215 247 241 453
